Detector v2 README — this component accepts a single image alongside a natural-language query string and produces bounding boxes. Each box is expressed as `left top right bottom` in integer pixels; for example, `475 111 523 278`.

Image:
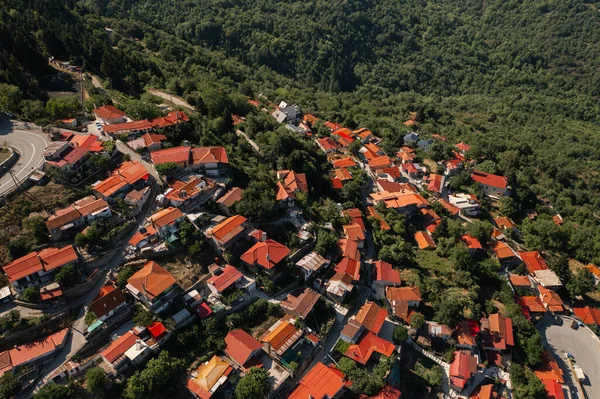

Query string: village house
403 132 419 145
240 239 291 274
92 161 149 200
442 158 463 176
417 138 435 151
518 251 549 275
332 128 355 147
272 102 302 124
0 328 69 375
206 264 255 297
343 223 365 249
415 231 436 250
148 207 184 239
151 146 192 168
296 251 329 280
480 313 514 353
151 110 190 130
288 362 349 399
449 350 478 392
335 256 361 282
372 260 401 299
331 157 357 169
538 286 564 313
164 175 218 210
326 271 354 303
385 286 421 323
103 120 154 137
401 163 426 180
275 170 308 206
45 196 111 240
331 168 353 189
470 170 510 197
448 193 480 216
151 146 229 176
216 187 244 215
90 283 127 322
426 174 444 198
125 187 152 217
280 287 321 320
126 261 180 314
93 105 126 124
128 224 159 250
205 214 248 255
127 133 167 152
370 191 429 215
260 315 304 360
2 245 80 293
453 320 479 349
455 142 471 155
316 137 339 154
186 355 233 399
344 329 395 365
573 306 600 326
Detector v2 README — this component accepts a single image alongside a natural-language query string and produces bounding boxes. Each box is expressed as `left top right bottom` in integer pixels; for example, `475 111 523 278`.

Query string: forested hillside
3 0 600 263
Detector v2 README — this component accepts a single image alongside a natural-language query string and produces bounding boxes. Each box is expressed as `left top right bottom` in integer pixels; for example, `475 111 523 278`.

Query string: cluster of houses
44 131 108 170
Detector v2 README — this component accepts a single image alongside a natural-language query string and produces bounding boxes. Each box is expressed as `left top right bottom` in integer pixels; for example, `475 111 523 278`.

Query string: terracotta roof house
260 316 303 357
90 284 126 321
128 224 158 249
343 208 365 231
326 271 354 303
224 329 263 369
126 261 179 314
103 120 153 137
335 257 361 282
288 362 348 399
148 206 184 239
46 197 111 240
494 216 517 230
385 286 421 321
493 241 517 263
93 105 126 124
426 174 444 197
344 331 395 365
368 156 392 170
542 379 565 399
455 142 471 154
518 295 546 316
373 260 401 298
206 265 244 295
165 176 217 209
216 187 244 215
471 170 509 197
205 214 247 253
518 251 549 274
534 351 564 384
332 157 357 169
92 161 149 199
449 350 478 391
573 306 600 325
355 301 388 335
151 110 189 129
370 191 429 213
141 133 167 152
343 223 365 248
240 239 290 272
538 286 564 313
415 231 436 250
296 252 329 280
275 170 308 204
2 245 79 292
461 234 483 251
453 320 480 348
280 287 321 319
191 146 229 176
509 274 532 288
151 146 192 168
186 355 233 399
303 114 319 125
316 137 339 153
4 328 68 372
480 313 514 351
585 264 600 284
100 331 138 365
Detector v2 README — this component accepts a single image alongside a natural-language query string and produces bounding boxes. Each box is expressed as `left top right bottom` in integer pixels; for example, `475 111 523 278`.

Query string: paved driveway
538 315 600 399
0 119 48 196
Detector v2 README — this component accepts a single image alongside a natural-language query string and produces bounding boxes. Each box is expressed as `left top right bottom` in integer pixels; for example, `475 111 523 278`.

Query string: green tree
235 367 270 399
0 371 21 399
567 268 595 298
155 162 178 175
498 196 518 218
85 367 108 394
379 238 414 266
509 364 546 399
132 304 156 327
315 229 339 258
33 384 75 399
21 216 48 244
123 351 185 399
0 83 22 113
393 325 408 343
117 265 140 286
45 97 79 120
20 286 40 303
54 264 80 289
410 312 425 330
84 311 97 326
125 99 162 120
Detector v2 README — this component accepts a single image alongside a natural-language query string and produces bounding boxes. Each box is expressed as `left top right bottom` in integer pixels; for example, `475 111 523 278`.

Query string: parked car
571 320 579 330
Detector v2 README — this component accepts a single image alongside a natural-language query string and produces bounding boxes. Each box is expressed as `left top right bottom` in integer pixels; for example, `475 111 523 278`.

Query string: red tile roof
534 351 564 383
148 321 168 340
103 120 153 134
345 331 395 364
90 284 126 319
192 146 228 165
573 306 600 325
62 147 88 164
323 121 342 131
127 261 177 300
494 216 516 230
368 206 391 231
455 142 471 153
316 137 339 152
538 286 564 312
482 313 514 349
260 317 302 355
280 287 321 319
471 170 508 189
332 157 357 168
509 274 531 287
494 241 516 260
519 251 549 274
38 245 78 272
370 191 429 210
519 296 546 314
344 223 365 241
100 331 137 363
9 328 68 368
338 238 361 261
415 231 436 250
386 286 421 302
335 168 353 181
335 257 361 281
216 187 244 207
151 146 191 165
461 234 483 250
129 224 157 247
149 207 183 228
449 350 477 389
150 110 189 128
289 362 348 399
142 133 167 146
210 215 247 244
240 239 290 270
225 329 262 367
427 174 444 193
374 260 401 285
207 265 243 293
93 161 148 197
542 379 565 399
369 156 392 169
3 246 78 282
93 105 125 120
355 301 388 334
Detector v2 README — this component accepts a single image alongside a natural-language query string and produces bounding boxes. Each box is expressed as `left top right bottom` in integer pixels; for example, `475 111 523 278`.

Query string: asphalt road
0 118 49 196
538 315 600 399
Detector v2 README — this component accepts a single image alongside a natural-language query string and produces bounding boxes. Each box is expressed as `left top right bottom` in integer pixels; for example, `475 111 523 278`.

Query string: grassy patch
415 250 454 275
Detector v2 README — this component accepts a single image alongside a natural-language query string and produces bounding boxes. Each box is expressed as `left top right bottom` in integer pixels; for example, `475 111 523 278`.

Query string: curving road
0 118 49 196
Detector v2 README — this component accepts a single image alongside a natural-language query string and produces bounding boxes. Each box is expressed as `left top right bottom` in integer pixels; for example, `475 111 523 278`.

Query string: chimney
261 231 267 242
265 253 271 263
136 340 142 350
180 189 187 198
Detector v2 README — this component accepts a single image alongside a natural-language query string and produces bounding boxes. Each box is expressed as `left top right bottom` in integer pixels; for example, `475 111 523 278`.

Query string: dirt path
148 88 196 111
